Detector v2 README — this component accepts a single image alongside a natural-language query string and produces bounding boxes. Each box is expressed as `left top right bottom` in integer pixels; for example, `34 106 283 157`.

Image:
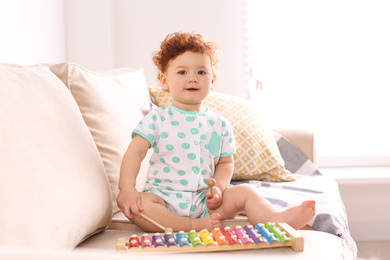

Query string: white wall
64 0 248 97
0 0 66 65
1 0 248 97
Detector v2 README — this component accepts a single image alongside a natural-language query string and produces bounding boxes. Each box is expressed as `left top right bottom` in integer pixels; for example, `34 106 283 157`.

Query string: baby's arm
117 134 150 218
206 155 234 210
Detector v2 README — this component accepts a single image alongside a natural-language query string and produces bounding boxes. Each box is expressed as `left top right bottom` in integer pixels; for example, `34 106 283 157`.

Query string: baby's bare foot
282 200 316 230
191 213 221 231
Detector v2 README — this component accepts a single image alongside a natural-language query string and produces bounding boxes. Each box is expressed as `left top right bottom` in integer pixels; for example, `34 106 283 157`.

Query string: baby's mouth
185 88 199 91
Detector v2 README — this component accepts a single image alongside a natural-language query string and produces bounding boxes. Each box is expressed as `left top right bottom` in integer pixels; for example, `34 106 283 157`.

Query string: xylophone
116 222 304 253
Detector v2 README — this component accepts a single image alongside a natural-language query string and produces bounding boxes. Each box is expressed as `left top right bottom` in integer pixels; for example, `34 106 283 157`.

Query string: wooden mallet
140 212 173 234
207 178 216 198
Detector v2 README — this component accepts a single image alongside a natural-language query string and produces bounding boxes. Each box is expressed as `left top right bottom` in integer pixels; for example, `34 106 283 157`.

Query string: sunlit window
243 0 390 166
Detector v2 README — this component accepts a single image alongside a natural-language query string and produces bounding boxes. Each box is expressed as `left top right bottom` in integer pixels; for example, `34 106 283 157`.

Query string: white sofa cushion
0 64 112 249
49 63 152 213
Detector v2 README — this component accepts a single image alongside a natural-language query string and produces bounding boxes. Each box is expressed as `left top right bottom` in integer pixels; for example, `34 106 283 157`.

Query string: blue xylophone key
254 223 279 243
175 231 191 247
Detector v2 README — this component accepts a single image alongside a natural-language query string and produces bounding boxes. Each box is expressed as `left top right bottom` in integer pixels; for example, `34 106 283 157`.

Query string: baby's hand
206 186 223 210
116 187 143 219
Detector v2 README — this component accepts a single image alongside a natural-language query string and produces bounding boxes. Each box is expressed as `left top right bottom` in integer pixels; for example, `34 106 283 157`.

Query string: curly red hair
152 32 221 82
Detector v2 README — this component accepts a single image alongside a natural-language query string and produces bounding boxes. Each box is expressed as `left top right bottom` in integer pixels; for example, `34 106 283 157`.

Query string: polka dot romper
132 104 236 218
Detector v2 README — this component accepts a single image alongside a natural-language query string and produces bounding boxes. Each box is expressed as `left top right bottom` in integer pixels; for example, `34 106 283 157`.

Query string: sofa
0 63 356 259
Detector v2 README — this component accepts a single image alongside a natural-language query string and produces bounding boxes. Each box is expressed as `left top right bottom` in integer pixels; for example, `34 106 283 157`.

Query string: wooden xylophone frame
116 222 304 254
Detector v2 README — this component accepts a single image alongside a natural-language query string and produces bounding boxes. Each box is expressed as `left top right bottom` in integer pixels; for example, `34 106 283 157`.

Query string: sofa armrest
274 128 317 166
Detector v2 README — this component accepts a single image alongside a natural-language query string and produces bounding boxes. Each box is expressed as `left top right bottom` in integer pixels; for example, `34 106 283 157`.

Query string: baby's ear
159 73 170 92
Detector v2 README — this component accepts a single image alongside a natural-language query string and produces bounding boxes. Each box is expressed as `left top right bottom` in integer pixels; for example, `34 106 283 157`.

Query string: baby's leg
130 192 221 232
210 184 315 230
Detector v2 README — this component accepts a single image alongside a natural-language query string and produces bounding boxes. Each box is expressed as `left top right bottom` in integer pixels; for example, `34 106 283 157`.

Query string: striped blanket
231 134 357 258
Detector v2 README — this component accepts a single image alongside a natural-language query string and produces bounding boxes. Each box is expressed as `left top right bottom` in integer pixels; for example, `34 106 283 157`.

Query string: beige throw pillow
50 63 152 212
149 87 295 182
0 64 112 248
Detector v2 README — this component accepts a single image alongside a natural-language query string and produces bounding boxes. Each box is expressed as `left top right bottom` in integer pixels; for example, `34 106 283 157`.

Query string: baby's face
161 51 214 112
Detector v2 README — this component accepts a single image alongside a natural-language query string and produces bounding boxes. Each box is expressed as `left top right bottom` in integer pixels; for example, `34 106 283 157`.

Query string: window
243 0 390 167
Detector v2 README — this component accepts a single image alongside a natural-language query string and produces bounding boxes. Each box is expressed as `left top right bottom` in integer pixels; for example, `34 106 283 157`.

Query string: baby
117 32 315 232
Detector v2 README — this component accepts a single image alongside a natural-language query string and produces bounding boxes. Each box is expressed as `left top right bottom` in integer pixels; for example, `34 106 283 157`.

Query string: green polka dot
200 158 204 163
163 167 170 173
168 110 173 116
149 160 155 165
176 193 183 199
179 202 188 209
201 134 207 140
160 158 166 163
192 166 200 174
151 115 158 121
166 144 174 151
171 121 179 126
187 153 196 160
160 132 169 138
222 121 226 127
153 170 158 175
207 120 215 126
167 186 174 191
149 123 156 130
186 116 196 122
182 143 190 149
172 157 180 163
155 147 160 153
199 123 203 128
165 179 172 182
160 116 166 121
224 130 230 136
203 179 209 184
178 132 186 138
180 179 189 186
190 128 199 135
148 134 154 141
201 169 207 175
178 170 185 176
190 205 198 212
229 137 233 143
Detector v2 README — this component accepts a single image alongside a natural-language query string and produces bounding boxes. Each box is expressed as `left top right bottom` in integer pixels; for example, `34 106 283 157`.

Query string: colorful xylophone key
176 231 191 247
211 228 228 246
199 229 216 246
265 222 290 243
254 223 279 243
222 227 241 245
233 225 254 244
187 230 204 246
152 233 166 247
244 225 267 243
141 234 153 248
164 232 178 247
129 234 140 248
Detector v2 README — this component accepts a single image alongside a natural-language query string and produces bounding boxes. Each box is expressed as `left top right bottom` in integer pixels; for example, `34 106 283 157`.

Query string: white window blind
243 0 390 166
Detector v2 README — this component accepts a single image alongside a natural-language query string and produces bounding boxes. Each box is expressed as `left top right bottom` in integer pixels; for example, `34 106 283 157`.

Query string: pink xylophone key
233 225 254 244
141 234 153 248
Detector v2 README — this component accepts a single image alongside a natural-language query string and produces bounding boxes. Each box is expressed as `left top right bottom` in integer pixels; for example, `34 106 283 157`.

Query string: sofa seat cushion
0 64 112 249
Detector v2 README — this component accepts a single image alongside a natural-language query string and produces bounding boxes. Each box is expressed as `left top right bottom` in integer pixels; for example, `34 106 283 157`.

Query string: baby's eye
178 70 187 75
198 70 206 75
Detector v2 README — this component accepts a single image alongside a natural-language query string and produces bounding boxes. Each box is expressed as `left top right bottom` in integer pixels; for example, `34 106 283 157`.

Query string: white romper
132 104 236 218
